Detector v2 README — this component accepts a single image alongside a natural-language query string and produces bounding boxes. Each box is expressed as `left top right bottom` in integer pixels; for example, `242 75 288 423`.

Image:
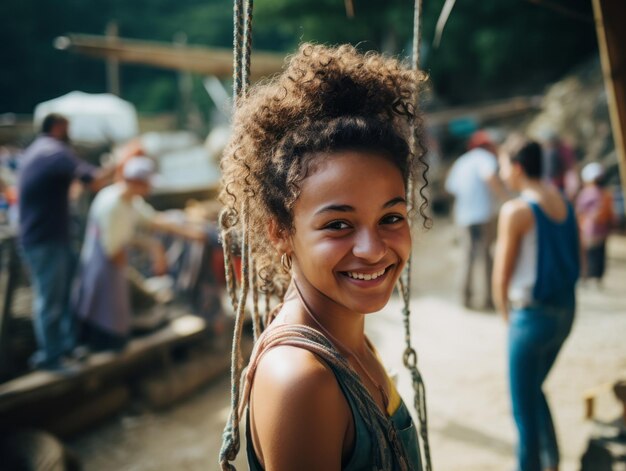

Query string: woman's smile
285 150 412 316
342 265 389 281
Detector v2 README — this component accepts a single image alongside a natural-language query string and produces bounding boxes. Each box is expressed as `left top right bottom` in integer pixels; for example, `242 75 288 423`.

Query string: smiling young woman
218 44 429 471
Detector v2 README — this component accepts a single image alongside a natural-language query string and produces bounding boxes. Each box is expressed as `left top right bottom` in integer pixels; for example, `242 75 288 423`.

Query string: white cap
581 162 604 183
122 156 156 182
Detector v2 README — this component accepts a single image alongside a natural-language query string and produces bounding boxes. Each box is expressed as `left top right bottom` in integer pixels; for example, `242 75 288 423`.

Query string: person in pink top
576 162 614 285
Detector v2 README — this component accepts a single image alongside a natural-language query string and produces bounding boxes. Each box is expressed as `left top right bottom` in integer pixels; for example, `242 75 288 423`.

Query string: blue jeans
21 241 76 366
508 303 574 471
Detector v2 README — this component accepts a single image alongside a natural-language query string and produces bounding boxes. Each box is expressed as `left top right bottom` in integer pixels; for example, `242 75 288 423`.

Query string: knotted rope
219 201 250 470
219 211 240 314
220 1 256 467
398 276 432 471
250 250 262 342
399 2 433 470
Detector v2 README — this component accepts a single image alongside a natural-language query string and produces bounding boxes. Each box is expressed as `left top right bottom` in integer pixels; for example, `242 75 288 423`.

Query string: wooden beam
55 34 285 80
592 0 626 213
0 313 206 413
425 96 541 127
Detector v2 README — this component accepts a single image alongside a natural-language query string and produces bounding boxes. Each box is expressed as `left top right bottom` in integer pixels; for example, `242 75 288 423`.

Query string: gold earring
280 253 292 271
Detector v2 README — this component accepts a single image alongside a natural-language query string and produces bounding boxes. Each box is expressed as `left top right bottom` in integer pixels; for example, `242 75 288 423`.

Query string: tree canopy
0 0 597 114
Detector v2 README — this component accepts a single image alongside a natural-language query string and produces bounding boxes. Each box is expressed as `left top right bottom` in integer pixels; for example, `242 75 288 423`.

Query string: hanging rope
250 249 262 342
220 200 251 471
433 0 456 48
232 0 244 101
219 224 239 314
412 0 423 70
242 0 254 94
232 0 254 102
220 1 255 468
398 276 432 471
400 1 433 470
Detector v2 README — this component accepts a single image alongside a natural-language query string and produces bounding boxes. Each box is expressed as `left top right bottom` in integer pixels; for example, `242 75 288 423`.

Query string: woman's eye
381 214 405 225
323 220 351 231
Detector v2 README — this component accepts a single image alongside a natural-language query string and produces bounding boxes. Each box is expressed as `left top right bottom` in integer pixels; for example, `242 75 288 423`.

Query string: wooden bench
0 313 210 435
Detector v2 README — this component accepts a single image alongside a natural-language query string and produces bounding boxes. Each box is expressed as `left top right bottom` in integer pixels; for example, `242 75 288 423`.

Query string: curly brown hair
220 43 429 298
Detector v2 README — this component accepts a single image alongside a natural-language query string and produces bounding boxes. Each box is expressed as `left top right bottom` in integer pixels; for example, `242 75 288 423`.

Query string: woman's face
287 150 411 315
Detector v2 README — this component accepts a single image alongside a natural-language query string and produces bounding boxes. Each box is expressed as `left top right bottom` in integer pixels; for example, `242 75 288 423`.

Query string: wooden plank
138 334 252 409
0 314 206 412
583 381 615 419
46 386 130 437
425 96 540 127
55 34 285 80
0 236 27 381
592 0 626 214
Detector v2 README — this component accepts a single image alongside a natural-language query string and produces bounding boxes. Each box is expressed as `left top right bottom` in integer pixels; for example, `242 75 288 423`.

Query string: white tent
33 91 139 144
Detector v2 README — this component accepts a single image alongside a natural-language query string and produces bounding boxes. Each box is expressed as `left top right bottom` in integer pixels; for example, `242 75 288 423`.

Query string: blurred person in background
73 156 204 352
17 113 112 370
576 162 614 286
540 131 579 200
493 140 579 471
445 129 506 309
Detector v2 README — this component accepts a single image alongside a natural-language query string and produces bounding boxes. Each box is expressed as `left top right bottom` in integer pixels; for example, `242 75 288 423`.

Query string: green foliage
0 0 598 114
124 73 178 114
420 0 597 103
254 0 414 53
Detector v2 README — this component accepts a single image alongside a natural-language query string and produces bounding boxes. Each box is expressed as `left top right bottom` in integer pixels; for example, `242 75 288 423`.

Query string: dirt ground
69 218 626 471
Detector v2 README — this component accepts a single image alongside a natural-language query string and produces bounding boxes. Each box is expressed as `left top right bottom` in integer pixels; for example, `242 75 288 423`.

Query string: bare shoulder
253 345 343 398
249 345 351 470
499 198 534 235
500 198 531 218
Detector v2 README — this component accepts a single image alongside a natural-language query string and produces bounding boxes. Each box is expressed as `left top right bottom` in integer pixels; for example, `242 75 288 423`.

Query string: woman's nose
352 229 387 262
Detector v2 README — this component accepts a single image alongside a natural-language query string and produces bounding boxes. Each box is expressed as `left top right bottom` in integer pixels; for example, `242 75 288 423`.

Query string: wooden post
0 236 21 380
592 0 626 214
172 32 205 134
105 21 120 96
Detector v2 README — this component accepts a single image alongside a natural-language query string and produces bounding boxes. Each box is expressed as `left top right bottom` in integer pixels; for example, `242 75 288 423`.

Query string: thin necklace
292 280 390 413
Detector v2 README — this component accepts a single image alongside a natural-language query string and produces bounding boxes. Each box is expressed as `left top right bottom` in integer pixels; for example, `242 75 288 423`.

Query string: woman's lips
339 265 394 286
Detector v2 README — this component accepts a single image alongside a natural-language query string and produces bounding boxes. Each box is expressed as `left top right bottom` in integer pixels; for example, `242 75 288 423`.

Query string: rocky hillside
527 56 616 170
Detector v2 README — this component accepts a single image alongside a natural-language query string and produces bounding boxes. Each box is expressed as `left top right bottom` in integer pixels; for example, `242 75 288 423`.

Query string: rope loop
403 347 417 369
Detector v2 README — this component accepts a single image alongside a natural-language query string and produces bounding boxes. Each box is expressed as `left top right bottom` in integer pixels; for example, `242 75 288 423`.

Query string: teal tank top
245 361 423 471
525 198 579 307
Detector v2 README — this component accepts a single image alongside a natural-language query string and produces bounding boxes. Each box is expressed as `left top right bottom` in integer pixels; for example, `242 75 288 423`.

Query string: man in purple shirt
18 113 110 369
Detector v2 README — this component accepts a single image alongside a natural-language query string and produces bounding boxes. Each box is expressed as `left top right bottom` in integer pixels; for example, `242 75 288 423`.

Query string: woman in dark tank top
217 43 429 471
493 139 580 471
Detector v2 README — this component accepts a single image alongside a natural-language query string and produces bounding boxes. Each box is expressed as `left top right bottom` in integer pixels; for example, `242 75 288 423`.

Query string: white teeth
346 269 386 280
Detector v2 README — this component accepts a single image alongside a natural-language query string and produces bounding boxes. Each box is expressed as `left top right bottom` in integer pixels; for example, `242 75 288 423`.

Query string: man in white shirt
74 157 204 351
445 130 505 309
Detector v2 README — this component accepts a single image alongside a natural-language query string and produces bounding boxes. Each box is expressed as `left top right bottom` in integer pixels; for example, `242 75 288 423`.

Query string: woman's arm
250 346 351 471
492 200 530 321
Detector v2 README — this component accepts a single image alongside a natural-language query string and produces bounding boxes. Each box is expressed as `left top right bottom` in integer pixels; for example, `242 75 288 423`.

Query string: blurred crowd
445 128 620 311
1 116 622 377
1 113 228 374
